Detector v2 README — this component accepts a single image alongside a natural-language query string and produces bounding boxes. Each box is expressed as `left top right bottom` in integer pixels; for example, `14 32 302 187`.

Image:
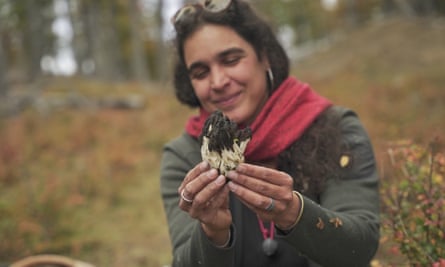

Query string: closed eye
187 48 246 80
219 48 245 66
189 64 209 80
221 55 242 66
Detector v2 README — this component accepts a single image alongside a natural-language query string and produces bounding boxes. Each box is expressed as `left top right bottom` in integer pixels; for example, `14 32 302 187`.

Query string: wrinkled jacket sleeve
160 133 236 267
279 107 380 267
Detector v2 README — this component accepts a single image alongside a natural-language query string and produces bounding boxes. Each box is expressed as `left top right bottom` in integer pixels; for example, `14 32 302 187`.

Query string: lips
213 91 242 109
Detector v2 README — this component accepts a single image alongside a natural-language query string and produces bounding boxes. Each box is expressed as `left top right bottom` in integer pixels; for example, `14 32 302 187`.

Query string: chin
227 114 248 126
221 111 238 123
219 107 250 126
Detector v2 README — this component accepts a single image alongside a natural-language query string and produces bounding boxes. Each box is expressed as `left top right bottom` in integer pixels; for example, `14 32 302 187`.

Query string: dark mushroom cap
200 110 252 154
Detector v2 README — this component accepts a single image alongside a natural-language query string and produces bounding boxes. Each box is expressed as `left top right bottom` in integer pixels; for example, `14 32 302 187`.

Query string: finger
179 189 194 210
230 188 280 222
179 161 210 193
179 188 193 203
189 179 229 221
227 170 292 200
235 163 292 186
179 168 219 208
228 180 277 211
190 175 227 209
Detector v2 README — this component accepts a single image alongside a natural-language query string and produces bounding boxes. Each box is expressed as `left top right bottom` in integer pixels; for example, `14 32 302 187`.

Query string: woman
160 0 380 266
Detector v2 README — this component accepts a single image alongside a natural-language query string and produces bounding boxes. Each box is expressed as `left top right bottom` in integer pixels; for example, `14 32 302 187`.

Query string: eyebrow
218 47 246 59
187 47 246 73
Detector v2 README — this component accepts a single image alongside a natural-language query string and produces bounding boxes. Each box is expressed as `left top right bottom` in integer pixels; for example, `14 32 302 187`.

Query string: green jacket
160 106 380 267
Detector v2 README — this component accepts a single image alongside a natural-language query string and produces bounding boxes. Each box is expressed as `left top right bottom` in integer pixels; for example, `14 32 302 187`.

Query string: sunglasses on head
171 0 233 29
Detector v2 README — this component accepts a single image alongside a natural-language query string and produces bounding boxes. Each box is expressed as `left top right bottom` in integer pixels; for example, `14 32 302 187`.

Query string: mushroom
200 110 251 175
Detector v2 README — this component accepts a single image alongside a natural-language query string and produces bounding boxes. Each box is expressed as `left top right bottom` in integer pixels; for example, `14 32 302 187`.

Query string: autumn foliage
381 138 445 266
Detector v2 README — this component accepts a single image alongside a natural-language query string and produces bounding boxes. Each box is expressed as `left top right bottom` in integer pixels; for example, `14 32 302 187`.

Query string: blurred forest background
0 0 444 266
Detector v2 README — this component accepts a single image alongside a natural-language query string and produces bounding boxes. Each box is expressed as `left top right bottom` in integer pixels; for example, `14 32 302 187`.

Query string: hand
226 163 301 228
178 161 232 246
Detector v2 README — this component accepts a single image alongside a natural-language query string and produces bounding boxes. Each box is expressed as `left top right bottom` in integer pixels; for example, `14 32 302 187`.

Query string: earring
266 68 274 90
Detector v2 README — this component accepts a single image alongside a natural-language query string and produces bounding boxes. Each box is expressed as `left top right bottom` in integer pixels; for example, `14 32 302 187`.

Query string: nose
209 67 229 90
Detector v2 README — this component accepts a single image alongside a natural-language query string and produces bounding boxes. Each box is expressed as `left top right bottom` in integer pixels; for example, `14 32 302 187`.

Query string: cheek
235 59 266 86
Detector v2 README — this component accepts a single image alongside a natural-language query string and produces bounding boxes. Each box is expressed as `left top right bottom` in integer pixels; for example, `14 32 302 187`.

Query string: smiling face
183 24 270 125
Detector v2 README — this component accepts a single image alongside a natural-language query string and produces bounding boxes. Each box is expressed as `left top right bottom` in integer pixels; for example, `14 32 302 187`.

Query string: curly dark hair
172 0 289 107
277 107 346 197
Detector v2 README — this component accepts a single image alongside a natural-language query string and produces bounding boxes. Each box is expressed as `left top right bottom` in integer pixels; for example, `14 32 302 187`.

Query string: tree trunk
108 0 127 79
411 0 435 15
393 0 415 16
76 0 96 76
84 1 119 80
24 0 44 81
345 0 359 27
0 36 7 96
129 0 149 82
155 0 168 82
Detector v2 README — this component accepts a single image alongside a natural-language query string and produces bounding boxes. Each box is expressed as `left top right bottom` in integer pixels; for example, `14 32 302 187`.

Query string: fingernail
200 161 210 171
207 169 218 179
236 164 245 172
228 181 237 192
215 175 226 185
226 170 237 180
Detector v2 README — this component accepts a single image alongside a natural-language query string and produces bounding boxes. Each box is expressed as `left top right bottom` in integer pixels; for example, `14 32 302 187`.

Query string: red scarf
185 77 332 162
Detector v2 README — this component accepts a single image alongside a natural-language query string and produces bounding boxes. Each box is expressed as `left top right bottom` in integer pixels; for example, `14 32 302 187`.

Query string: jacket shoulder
163 132 202 164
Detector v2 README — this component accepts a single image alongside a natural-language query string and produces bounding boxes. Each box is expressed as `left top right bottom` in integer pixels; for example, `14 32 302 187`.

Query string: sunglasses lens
173 6 196 25
200 0 231 12
172 0 232 27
